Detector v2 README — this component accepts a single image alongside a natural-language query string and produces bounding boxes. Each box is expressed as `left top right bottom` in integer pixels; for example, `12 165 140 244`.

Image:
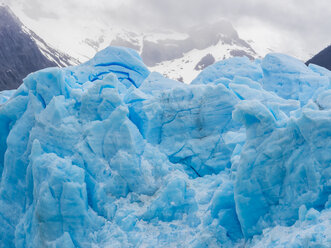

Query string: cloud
100 0 330 32
101 0 331 55
11 0 331 37
5 0 331 58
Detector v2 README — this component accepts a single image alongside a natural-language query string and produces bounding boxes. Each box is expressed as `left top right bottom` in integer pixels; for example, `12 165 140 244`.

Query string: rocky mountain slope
0 5 78 90
1 4 259 84
306 45 331 70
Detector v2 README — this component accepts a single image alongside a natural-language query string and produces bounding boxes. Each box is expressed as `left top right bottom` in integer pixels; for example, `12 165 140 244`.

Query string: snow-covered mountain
2 3 261 84
149 33 257 82
2 3 261 86
69 21 258 83
0 5 78 90
22 25 79 68
145 22 258 83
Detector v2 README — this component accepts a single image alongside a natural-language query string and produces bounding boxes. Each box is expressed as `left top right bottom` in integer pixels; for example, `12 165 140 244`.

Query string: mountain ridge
0 5 78 90
0 4 259 84
306 45 331 70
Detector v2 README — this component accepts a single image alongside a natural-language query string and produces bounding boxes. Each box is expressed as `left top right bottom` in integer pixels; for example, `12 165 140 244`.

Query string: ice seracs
0 46 330 247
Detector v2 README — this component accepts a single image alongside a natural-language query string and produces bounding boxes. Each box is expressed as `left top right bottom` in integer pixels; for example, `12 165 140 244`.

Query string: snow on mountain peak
1 6 259 84
0 5 79 90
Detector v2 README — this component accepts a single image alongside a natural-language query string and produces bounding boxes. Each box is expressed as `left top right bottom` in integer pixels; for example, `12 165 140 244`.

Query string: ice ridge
0 47 330 247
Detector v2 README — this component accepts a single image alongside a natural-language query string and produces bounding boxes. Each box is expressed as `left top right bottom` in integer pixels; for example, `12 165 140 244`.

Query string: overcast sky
4 0 331 59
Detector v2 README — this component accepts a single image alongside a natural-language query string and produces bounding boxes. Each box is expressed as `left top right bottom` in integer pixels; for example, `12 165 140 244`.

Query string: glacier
0 46 330 247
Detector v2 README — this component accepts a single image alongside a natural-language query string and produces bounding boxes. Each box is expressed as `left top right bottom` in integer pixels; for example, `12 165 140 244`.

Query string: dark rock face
195 54 215 71
306 45 331 70
110 37 141 51
230 50 254 60
0 6 74 91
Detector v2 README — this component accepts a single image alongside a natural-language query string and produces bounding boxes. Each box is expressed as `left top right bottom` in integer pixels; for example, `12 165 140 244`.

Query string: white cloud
4 0 331 60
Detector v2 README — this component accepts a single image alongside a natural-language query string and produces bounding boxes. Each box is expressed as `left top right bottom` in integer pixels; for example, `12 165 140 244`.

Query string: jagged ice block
0 47 330 247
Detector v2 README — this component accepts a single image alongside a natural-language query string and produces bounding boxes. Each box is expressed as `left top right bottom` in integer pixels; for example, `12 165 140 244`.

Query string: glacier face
0 46 330 248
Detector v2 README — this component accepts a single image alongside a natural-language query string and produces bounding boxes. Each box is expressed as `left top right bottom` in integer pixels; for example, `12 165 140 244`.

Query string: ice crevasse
0 46 330 247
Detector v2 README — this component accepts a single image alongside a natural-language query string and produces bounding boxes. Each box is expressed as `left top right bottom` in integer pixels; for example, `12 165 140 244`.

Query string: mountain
0 4 259 84
0 5 78 91
306 45 331 70
82 21 258 83
143 22 258 82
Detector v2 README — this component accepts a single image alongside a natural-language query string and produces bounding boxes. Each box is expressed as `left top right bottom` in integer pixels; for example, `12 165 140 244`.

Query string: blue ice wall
0 47 330 248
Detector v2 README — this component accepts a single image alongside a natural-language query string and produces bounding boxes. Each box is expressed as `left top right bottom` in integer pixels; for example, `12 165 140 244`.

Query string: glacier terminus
0 46 330 247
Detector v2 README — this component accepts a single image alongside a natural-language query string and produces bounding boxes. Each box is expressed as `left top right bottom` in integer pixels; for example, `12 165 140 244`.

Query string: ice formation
0 46 330 248
0 90 15 104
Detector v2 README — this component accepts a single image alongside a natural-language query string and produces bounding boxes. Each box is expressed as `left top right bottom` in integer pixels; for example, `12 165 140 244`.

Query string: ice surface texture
0 47 330 247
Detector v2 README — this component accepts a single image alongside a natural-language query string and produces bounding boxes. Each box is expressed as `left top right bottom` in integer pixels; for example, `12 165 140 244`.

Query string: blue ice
0 47 330 247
